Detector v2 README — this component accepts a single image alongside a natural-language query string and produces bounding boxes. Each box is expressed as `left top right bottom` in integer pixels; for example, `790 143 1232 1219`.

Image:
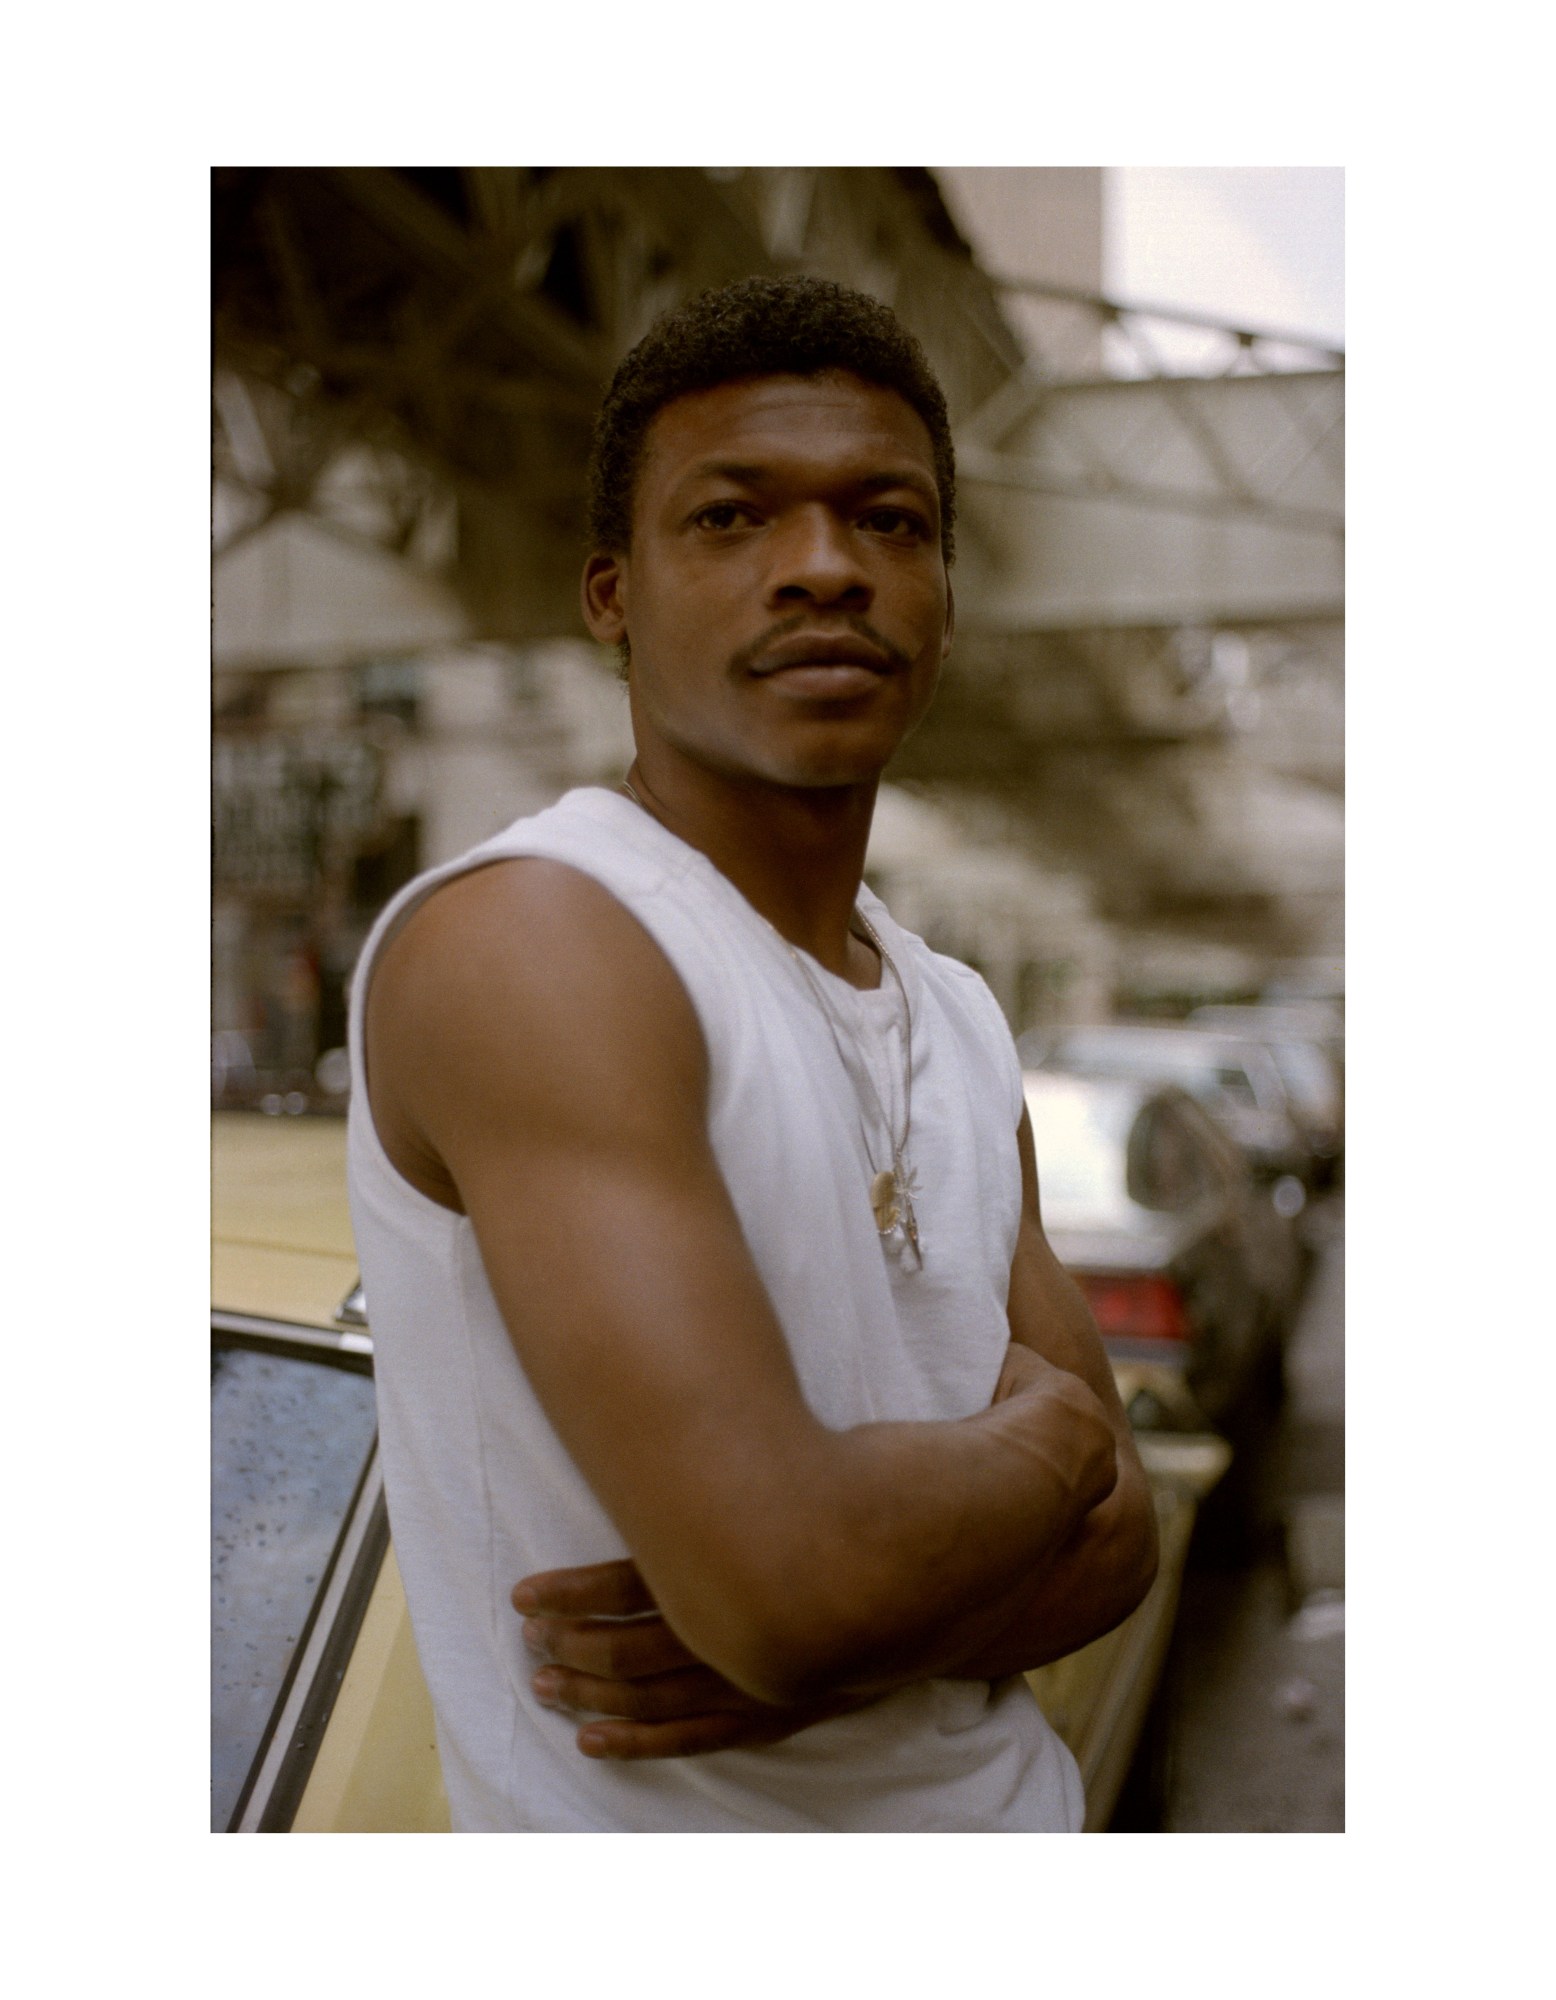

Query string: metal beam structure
958 370 1342 630
213 166 1026 640
215 169 1341 645
955 270 1343 631
983 268 1344 374
212 168 1343 977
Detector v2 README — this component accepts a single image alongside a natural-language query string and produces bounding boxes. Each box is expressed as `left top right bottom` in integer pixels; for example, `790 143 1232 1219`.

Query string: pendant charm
870 1163 922 1266
870 1168 900 1232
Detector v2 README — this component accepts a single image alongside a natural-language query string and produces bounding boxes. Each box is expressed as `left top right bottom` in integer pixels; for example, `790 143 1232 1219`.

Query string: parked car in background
210 1111 438 1834
1025 1072 1302 1433
1023 1020 1320 1191
1189 1003 1344 1184
1193 999 1343 1068
212 1110 1230 1833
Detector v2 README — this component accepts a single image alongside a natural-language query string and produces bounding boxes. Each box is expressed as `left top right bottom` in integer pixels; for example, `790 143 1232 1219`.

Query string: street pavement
1157 1196 1345 1832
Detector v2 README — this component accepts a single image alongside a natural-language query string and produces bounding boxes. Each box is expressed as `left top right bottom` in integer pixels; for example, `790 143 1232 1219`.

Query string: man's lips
747 633 898 676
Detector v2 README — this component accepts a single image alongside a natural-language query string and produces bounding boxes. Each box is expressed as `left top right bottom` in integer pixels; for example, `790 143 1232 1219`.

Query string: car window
1172 1096 1250 1189
1211 1064 1260 1109
211 1343 379 1832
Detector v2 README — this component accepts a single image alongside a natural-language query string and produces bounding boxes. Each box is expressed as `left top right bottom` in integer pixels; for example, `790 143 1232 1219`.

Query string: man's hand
990 1335 1110 1429
511 1335 1120 1761
512 1559 870 1759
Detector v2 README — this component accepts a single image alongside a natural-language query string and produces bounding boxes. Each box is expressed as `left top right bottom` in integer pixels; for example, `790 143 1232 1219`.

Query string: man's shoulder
366 785 676 991
374 844 691 1043
363 839 711 1197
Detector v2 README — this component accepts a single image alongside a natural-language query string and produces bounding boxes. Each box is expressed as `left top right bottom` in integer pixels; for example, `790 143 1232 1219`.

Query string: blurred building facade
212 167 1342 1093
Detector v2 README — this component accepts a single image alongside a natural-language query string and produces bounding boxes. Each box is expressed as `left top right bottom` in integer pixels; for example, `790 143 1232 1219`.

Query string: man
347 276 1157 1832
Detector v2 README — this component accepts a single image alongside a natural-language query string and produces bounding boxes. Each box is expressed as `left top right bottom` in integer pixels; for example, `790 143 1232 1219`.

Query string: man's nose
767 508 873 607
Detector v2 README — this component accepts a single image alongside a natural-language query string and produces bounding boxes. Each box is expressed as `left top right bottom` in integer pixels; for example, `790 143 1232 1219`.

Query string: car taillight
1074 1273 1192 1344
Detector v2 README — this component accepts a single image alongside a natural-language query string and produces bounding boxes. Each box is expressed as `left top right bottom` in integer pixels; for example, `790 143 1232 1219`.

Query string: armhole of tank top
976 979 1025 1134
934 953 1026 1134
350 856 516 1217
349 848 721 1209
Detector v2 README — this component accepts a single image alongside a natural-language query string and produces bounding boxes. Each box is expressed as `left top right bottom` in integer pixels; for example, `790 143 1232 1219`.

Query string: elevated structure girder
214 166 1025 640
958 369 1342 631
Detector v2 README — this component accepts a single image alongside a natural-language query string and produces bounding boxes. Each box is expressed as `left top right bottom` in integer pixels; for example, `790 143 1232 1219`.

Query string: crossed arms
366 858 1158 1756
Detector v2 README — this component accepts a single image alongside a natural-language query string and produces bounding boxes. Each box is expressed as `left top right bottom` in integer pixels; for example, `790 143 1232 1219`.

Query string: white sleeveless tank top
346 787 1083 1831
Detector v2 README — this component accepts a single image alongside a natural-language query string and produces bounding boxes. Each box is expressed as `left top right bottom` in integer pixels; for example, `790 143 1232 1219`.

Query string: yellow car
212 1110 1228 1833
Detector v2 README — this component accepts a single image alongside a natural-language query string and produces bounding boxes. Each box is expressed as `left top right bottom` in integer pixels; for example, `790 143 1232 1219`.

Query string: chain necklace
618 776 922 1265
783 906 922 1266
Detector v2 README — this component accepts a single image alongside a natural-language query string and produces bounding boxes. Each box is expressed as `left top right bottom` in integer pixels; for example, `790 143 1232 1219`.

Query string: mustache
729 614 912 677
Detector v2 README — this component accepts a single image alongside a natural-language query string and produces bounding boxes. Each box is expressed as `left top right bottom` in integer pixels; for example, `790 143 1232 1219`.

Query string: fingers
531 1668 874 1760
572 1709 813 1761
513 1559 840 1761
531 1662 746 1723
522 1611 700 1680
511 1558 657 1618
992 1339 1065 1404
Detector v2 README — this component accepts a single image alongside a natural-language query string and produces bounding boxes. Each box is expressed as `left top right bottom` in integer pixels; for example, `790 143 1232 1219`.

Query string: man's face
582 371 953 793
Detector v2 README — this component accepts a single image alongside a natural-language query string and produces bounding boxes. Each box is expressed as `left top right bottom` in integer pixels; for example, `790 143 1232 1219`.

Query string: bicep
367 861 824 1652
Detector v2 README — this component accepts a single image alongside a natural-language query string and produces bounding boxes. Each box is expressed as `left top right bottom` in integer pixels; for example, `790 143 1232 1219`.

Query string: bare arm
366 859 1117 1707
932 1108 1159 1678
514 1112 1158 1755
516 1327 1153 1757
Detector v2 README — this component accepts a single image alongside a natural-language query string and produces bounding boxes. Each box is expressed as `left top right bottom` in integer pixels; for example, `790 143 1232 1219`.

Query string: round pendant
870 1168 899 1232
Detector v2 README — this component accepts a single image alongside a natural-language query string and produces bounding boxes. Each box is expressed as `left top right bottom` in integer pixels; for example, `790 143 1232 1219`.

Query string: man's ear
581 552 628 646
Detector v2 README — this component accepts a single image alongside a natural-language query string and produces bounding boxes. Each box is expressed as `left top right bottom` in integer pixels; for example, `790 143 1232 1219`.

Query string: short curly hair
586 275 956 564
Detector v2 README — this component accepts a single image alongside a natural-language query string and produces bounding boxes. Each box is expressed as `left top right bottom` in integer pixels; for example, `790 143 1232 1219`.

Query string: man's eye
693 503 753 531
862 508 927 539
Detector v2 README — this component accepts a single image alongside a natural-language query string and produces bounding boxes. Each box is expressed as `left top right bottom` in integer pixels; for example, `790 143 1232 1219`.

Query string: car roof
212 1110 358 1329
1045 1022 1277 1064
1189 1003 1343 1042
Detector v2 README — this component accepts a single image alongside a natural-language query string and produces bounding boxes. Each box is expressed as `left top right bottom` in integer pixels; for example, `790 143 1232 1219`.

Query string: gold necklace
617 776 922 1265
782 909 922 1265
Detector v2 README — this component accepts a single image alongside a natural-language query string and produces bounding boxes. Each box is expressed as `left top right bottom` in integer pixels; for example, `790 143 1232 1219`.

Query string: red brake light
1074 1273 1192 1344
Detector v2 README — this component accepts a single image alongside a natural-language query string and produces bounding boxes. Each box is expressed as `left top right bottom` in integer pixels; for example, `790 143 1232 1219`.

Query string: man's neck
620 761 880 985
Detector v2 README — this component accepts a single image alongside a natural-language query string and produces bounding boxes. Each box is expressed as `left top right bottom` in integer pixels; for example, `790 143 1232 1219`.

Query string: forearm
512 1365 1149 1758
779 1437 1156 1700
701 1368 1117 1705
939 1461 1160 1680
